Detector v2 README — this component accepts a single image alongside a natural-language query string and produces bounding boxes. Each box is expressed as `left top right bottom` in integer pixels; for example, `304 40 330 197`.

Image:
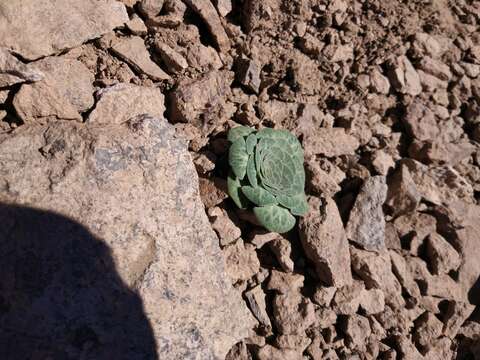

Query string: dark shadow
0 204 157 360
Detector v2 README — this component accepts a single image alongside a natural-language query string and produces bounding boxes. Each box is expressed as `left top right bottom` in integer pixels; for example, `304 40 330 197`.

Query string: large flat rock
0 114 253 358
0 0 128 60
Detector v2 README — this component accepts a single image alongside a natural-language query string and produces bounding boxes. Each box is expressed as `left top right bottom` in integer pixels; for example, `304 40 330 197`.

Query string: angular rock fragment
393 334 425 360
340 315 371 349
359 288 385 315
0 48 43 87
299 197 352 287
236 57 261 93
389 251 421 298
346 176 388 252
269 237 294 272
273 292 316 334
332 281 364 315
183 0 230 52
154 41 188 73
87 83 165 124
267 270 304 294
275 334 311 351
169 70 234 123
245 285 271 329
414 312 443 350
111 36 170 81
0 115 254 359
303 128 360 157
226 342 253 360
426 233 461 275
312 286 336 307
199 177 228 208
305 159 341 197
13 57 94 123
417 56 452 81
369 67 391 94
214 0 232 17
223 239 260 282
403 100 439 142
351 248 404 309
411 32 448 59
387 55 422 96
0 0 128 60
386 164 421 217
125 14 148 35
403 159 474 205
256 345 303 360
442 300 476 338
138 0 164 19
209 207 242 246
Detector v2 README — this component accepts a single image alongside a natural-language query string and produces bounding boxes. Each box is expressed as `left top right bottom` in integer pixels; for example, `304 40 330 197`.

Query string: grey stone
346 176 388 252
0 115 254 359
0 0 128 60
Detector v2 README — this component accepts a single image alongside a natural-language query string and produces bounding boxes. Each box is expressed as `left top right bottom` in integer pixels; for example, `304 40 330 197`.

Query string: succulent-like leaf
229 137 249 180
241 186 277 206
227 125 254 143
227 172 249 209
246 155 258 188
276 193 309 216
253 205 296 233
246 133 257 155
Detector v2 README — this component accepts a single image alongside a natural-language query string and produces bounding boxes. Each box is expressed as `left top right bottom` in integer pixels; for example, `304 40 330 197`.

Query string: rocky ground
1 0 480 359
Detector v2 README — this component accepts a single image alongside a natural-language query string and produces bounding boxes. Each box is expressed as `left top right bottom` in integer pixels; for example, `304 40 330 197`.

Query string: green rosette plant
227 126 308 233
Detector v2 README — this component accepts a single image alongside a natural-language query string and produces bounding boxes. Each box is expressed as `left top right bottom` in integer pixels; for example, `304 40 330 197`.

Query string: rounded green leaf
227 172 249 209
253 205 296 233
227 125 254 143
276 193 309 216
241 186 277 206
246 155 258 188
229 137 249 180
246 133 257 155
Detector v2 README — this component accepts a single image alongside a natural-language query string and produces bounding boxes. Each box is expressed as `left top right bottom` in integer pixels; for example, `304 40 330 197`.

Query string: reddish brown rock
0 0 129 60
369 67 391 94
386 164 421 217
222 239 260 282
299 197 352 287
256 345 303 360
183 0 230 52
267 270 304 295
111 36 170 81
303 128 360 158
350 248 404 309
387 55 422 96
209 207 241 246
414 312 443 351
359 288 385 315
340 315 371 349
275 334 311 352
199 177 228 208
269 237 294 272
332 281 365 315
312 286 336 307
169 70 233 123
272 292 316 335
426 233 461 275
442 300 476 338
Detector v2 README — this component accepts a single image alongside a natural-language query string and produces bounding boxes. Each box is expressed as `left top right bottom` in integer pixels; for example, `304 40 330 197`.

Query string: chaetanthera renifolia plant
227 126 308 233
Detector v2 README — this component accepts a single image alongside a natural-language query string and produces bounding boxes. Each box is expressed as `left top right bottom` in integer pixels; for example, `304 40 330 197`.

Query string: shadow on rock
0 203 157 360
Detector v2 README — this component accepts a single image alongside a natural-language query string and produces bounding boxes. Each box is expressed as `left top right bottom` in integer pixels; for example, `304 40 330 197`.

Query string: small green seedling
227 126 308 233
